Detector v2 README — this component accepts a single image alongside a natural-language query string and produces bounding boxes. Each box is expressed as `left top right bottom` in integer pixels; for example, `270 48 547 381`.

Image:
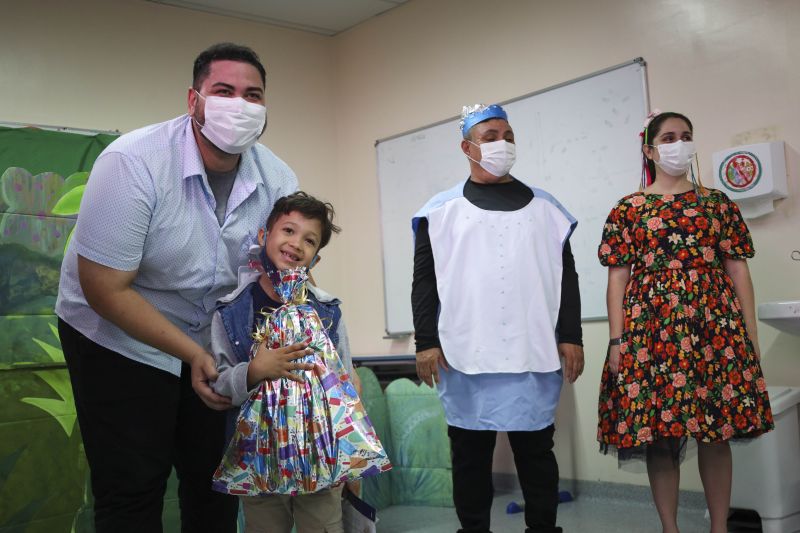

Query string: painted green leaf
53 171 89 210
20 397 77 436
62 172 89 191
31 337 65 363
51 185 86 216
32 369 73 403
20 330 76 437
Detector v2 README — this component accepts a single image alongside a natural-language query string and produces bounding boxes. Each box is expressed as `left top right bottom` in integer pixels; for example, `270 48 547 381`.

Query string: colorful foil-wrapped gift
212 267 391 496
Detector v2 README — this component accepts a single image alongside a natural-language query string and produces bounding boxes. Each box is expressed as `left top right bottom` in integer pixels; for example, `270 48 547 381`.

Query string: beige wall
3 0 798 492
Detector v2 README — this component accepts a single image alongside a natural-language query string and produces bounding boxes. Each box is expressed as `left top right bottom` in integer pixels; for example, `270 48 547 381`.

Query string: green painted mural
0 126 114 533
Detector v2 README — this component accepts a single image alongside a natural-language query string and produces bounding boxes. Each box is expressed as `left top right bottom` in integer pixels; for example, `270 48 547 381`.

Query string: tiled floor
376 489 762 532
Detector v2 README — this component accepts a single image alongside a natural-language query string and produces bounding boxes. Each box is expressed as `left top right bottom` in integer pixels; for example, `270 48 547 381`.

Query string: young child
210 191 361 533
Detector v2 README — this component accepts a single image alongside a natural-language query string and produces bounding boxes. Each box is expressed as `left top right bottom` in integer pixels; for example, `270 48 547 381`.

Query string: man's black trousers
448 424 563 533
59 319 238 533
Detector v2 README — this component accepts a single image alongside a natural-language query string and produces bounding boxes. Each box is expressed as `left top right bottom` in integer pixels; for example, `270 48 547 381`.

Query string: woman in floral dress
597 111 773 533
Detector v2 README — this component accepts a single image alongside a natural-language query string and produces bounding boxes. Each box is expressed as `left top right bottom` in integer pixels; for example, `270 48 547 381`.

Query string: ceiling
147 0 409 36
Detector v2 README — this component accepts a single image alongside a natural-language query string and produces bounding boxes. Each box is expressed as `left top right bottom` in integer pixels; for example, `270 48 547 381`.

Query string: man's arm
74 151 243 409
556 240 582 345
78 256 232 409
556 240 584 383
411 218 448 387
411 218 440 351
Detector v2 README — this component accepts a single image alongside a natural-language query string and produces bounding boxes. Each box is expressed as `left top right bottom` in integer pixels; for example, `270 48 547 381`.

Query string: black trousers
448 424 562 533
59 318 238 533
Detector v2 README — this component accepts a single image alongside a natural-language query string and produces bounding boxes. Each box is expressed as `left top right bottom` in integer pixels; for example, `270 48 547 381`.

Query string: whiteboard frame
377 58 649 145
376 58 650 335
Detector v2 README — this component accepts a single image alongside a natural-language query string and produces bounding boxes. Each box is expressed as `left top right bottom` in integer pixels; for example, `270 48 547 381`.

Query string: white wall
3 0 799 492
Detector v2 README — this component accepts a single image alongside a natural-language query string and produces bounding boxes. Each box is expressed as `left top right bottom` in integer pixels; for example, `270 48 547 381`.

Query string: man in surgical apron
411 104 584 533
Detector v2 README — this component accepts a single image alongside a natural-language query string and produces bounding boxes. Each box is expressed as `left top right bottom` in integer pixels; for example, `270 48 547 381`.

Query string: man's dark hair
642 112 693 183
192 43 266 90
266 192 341 250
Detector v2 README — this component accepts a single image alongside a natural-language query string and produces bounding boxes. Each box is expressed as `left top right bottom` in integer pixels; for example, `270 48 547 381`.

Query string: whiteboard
377 59 649 335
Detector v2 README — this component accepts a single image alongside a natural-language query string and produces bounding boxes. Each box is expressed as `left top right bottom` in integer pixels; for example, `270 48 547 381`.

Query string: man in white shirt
56 43 303 532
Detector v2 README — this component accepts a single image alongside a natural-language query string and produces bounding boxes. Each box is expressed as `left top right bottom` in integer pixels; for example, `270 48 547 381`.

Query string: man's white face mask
467 139 516 177
194 90 266 154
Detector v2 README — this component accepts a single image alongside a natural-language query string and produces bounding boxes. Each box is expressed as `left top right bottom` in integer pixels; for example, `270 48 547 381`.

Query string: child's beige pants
241 485 344 533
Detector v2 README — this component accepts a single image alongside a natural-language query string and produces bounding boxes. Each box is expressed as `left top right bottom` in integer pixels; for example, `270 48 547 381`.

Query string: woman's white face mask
654 140 695 176
467 139 516 177
194 90 266 154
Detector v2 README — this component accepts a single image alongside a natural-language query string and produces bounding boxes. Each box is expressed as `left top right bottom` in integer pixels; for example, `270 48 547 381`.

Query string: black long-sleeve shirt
411 178 582 352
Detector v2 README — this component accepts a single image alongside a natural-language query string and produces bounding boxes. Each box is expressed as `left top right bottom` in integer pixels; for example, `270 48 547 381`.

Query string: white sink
758 300 800 335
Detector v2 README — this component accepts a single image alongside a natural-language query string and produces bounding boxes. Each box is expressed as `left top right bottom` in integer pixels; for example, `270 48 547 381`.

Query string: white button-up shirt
56 115 298 376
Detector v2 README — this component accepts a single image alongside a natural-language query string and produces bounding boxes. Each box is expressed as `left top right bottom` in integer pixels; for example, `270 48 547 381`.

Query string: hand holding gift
246 341 315 385
213 267 391 496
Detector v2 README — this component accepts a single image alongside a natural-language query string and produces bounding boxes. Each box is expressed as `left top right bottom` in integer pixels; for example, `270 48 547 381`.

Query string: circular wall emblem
718 151 761 192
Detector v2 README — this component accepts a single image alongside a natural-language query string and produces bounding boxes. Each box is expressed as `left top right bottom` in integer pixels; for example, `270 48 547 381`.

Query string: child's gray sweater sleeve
210 311 258 406
336 317 353 374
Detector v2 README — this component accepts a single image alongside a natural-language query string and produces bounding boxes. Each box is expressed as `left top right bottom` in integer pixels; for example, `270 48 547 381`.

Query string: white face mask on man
654 140 695 176
467 139 516 177
193 90 267 154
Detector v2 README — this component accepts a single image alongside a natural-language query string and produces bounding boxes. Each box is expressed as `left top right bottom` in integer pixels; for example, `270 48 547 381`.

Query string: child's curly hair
265 191 341 250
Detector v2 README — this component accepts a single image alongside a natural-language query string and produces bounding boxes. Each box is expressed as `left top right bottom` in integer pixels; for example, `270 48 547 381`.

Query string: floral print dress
597 188 773 458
